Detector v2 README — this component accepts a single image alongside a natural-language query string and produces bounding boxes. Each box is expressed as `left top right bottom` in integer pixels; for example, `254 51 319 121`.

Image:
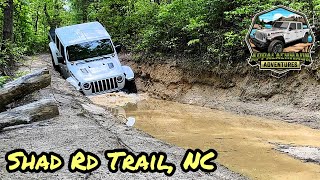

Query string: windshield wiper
102 54 113 58
82 55 112 62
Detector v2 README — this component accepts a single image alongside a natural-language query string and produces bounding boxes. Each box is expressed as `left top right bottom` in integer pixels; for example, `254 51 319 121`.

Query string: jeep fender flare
122 66 135 81
271 36 285 43
302 32 309 39
49 42 59 65
66 76 81 91
302 32 309 43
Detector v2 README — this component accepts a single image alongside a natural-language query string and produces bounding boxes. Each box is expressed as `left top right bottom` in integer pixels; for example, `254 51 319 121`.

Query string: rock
0 68 51 111
0 98 59 130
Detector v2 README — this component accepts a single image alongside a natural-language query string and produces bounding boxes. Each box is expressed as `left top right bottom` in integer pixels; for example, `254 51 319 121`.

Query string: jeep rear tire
50 50 60 72
302 33 308 43
124 79 137 94
268 40 284 53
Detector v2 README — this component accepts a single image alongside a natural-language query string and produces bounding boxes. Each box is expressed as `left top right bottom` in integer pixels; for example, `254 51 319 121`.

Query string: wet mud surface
91 94 320 180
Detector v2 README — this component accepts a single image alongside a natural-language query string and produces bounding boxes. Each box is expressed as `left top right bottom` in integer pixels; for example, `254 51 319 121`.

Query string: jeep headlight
108 63 114 69
268 33 271 36
83 83 91 90
117 76 124 83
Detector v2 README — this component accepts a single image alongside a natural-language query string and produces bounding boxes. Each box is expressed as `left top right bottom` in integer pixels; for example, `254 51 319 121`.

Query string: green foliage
0 70 29 87
1 0 320 71
0 0 71 55
0 41 26 78
0 41 26 66
83 0 320 64
0 75 10 87
14 70 29 79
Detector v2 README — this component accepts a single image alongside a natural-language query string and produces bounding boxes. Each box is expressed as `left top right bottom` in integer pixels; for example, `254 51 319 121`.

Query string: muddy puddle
90 93 320 180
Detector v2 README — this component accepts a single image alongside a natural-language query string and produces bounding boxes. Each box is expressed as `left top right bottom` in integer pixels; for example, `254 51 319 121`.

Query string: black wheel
124 79 137 93
302 33 308 43
268 40 284 53
50 50 60 72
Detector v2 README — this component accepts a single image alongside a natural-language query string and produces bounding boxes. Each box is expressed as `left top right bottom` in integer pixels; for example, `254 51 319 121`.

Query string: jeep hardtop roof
55 22 111 46
274 21 302 23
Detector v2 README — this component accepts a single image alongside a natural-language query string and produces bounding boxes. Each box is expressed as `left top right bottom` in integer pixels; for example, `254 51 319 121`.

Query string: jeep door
296 23 305 40
288 22 299 42
57 41 69 78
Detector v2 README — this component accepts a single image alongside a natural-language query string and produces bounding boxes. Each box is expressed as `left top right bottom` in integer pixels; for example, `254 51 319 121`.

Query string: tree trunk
154 0 161 5
0 98 59 130
82 9 88 23
2 0 14 44
44 3 53 29
0 68 51 111
35 6 40 34
82 1 88 23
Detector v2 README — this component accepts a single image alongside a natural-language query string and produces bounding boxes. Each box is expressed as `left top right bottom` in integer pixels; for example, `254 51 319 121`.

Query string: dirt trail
0 54 245 180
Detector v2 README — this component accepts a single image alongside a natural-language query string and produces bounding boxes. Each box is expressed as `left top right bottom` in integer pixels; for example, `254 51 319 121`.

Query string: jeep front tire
268 40 284 53
302 33 308 43
124 79 137 93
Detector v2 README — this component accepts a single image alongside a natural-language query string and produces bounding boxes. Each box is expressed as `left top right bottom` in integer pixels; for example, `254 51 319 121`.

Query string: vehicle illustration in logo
246 6 315 75
252 21 310 53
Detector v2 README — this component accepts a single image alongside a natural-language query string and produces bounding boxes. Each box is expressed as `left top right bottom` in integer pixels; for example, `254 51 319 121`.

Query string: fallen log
0 68 51 111
0 98 59 130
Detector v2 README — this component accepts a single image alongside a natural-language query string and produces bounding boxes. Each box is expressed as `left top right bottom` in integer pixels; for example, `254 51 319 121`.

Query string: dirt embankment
121 54 320 129
0 54 245 179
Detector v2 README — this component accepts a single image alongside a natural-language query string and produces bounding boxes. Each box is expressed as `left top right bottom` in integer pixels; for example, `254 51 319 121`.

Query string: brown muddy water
90 93 320 180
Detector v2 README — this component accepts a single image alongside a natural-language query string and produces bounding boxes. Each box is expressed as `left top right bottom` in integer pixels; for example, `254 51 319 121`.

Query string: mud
112 54 320 179
89 92 148 108
0 54 245 180
90 96 320 180
121 54 320 129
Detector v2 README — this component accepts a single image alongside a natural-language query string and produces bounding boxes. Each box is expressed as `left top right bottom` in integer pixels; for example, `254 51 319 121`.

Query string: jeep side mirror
115 45 122 53
289 27 293 31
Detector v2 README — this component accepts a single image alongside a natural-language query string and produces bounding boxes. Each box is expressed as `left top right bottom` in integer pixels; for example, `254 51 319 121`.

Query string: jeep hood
68 57 123 82
257 28 285 34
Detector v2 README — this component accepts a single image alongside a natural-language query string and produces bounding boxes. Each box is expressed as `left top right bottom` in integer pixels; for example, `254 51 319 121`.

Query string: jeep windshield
273 22 289 29
67 39 114 62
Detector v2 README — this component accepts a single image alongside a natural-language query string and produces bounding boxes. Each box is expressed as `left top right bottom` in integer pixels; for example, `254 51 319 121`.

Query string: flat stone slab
276 145 320 164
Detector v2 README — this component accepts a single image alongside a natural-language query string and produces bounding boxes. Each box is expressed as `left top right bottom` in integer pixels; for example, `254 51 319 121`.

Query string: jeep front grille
91 77 118 94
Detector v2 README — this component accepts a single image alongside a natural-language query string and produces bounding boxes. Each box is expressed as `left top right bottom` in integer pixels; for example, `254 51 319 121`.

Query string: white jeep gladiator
48 22 137 95
252 21 310 53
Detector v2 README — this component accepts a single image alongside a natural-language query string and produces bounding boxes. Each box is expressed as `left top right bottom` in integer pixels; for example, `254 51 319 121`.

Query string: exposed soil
121 53 320 130
0 54 245 179
115 53 320 179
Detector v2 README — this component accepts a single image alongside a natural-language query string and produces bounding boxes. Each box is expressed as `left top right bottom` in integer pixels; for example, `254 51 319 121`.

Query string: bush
0 76 10 88
0 41 26 75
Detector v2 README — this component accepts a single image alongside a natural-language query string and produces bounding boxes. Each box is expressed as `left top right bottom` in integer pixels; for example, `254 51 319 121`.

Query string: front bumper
251 38 269 49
